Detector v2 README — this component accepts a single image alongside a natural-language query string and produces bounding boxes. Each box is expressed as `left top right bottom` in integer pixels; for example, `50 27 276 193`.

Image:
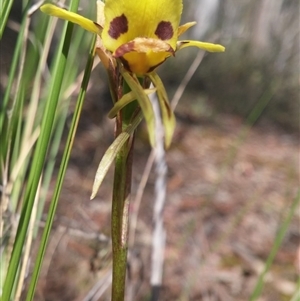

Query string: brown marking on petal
147 59 167 73
114 41 135 57
93 22 103 30
155 21 174 40
108 14 128 39
114 38 175 57
176 41 189 50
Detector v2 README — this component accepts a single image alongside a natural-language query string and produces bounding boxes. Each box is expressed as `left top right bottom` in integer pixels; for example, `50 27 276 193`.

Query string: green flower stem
111 135 134 301
110 77 140 301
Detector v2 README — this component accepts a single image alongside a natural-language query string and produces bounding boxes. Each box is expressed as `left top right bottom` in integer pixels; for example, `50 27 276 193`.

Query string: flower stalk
111 133 133 300
110 75 139 300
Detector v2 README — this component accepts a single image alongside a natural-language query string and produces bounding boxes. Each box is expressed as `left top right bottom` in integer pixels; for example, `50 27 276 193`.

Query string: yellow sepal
177 22 197 36
102 0 183 53
177 40 225 52
148 72 176 149
40 4 102 35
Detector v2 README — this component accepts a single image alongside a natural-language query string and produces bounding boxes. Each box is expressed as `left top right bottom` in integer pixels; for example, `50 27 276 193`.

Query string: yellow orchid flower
40 0 225 75
41 0 225 148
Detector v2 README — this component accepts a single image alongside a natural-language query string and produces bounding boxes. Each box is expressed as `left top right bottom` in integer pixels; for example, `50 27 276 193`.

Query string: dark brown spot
114 41 135 57
108 14 128 39
93 22 103 30
155 21 173 40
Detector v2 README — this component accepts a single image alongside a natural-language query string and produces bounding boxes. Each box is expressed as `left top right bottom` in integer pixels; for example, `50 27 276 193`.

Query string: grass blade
1 1 79 298
249 190 300 301
25 33 96 301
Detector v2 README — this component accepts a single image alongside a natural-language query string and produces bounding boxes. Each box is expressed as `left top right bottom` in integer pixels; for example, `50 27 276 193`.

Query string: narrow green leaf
91 111 143 199
148 72 176 148
108 88 156 119
0 4 28 141
249 190 300 301
0 0 15 38
1 2 79 299
25 34 97 301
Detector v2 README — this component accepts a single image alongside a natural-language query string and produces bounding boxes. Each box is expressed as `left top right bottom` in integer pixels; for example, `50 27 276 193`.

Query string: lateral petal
177 40 225 52
40 4 102 35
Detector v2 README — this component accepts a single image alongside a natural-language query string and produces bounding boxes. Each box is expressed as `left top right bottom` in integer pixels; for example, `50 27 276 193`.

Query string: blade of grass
249 190 300 301
0 0 14 38
1 0 80 299
14 179 41 301
0 2 30 157
290 278 300 301
4 82 25 212
34 17 93 238
9 11 60 216
25 34 97 301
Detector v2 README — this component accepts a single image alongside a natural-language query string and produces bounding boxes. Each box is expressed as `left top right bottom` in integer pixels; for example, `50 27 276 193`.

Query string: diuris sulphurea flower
41 0 224 75
40 0 225 148
39 4 225 299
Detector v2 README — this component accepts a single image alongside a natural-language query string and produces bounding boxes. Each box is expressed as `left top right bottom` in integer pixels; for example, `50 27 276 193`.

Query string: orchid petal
148 72 176 149
40 4 102 35
177 40 225 52
177 22 197 36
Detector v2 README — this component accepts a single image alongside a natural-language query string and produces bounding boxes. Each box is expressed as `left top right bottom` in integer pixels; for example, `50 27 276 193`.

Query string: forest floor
34 96 299 301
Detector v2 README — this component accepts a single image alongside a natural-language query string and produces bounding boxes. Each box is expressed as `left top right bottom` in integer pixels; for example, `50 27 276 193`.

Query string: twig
171 50 205 110
150 92 167 301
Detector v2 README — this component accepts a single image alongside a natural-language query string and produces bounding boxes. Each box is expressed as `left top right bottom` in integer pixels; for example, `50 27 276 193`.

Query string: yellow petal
114 37 174 75
177 22 196 36
40 4 102 35
177 40 225 52
102 0 183 53
148 72 176 148
121 51 171 75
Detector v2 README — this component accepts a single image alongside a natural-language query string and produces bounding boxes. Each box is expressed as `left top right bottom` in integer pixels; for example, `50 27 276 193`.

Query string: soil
33 96 299 301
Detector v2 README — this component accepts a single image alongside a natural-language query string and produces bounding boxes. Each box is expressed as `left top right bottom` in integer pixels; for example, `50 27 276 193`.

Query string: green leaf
1 1 80 300
91 111 143 199
26 35 97 301
108 88 156 118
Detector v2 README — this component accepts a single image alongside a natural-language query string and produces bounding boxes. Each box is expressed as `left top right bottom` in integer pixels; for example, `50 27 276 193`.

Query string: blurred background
1 0 299 300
